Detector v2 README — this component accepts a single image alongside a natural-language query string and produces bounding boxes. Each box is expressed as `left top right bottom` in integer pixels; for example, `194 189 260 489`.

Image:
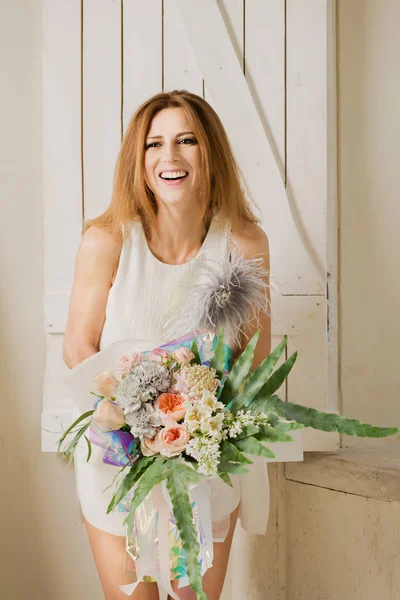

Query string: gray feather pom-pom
163 246 274 347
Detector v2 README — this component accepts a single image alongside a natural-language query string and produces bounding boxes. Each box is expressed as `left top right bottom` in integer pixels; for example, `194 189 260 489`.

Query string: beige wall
339 0 400 446
1 0 399 598
0 2 102 598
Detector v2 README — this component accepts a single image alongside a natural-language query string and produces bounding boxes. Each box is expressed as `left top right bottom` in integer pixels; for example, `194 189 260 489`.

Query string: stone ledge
284 441 400 502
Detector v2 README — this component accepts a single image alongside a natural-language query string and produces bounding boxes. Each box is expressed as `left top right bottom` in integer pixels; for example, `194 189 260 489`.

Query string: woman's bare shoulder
230 220 269 260
77 225 123 283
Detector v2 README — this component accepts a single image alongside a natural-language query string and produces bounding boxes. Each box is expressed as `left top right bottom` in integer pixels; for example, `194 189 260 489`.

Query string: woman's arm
230 221 271 369
62 225 122 369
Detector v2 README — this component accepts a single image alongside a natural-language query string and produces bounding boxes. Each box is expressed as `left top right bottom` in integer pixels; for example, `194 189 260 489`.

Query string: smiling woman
64 90 271 600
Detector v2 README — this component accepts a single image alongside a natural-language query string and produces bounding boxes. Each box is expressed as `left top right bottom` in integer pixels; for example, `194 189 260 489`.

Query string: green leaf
123 457 169 535
235 424 260 440
266 411 280 427
218 330 261 406
253 424 294 443
60 422 91 461
190 337 202 365
218 471 233 487
107 456 156 514
166 460 207 600
57 409 95 452
246 352 297 412
234 436 275 458
210 329 226 380
84 435 92 462
274 420 305 432
267 396 399 438
218 440 253 474
230 338 292 413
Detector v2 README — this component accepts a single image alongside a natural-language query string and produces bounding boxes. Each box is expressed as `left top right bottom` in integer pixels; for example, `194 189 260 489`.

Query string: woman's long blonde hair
83 89 260 240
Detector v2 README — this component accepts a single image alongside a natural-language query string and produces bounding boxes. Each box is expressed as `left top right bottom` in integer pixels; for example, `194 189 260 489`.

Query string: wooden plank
123 0 162 132
286 297 339 451
163 0 202 95
43 292 70 333
286 441 400 501
204 0 244 105
245 0 285 181
82 0 122 219
174 0 324 295
42 0 82 429
286 0 328 289
43 334 72 412
43 0 82 294
325 0 340 418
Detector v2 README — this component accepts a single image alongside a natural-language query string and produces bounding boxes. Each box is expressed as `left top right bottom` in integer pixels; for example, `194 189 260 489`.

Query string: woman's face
144 107 202 210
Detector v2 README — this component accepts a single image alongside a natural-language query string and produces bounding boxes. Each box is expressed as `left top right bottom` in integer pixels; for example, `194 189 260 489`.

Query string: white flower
185 436 221 476
198 390 225 412
184 403 212 433
224 409 270 438
228 421 243 438
202 413 225 438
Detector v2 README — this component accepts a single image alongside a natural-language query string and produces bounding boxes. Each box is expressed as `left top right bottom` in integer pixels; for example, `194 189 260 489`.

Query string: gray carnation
126 403 161 440
114 359 171 414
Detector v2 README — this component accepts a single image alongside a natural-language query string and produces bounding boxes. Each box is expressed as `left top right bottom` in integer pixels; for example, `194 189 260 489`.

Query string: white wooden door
42 0 339 453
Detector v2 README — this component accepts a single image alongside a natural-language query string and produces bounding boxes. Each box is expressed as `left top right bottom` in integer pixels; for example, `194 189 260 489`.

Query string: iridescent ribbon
118 479 215 598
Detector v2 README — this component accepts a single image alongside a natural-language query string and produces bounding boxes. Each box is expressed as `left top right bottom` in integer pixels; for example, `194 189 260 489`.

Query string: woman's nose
161 142 180 162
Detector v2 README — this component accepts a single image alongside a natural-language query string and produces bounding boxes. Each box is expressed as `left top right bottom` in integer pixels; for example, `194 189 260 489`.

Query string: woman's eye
145 138 196 149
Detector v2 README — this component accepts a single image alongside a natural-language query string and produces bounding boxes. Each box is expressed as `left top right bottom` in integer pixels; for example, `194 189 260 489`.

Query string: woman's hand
62 225 122 369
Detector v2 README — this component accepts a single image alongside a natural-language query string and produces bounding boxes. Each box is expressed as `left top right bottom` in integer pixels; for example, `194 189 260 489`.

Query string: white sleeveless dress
73 214 270 539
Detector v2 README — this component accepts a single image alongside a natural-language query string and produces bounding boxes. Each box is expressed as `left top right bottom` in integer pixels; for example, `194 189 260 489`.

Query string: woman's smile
159 169 189 185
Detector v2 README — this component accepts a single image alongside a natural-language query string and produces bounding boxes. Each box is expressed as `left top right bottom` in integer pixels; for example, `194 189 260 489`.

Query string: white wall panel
245 0 285 184
82 0 122 219
123 0 163 131
42 0 82 417
286 0 329 285
163 0 203 95
43 0 82 295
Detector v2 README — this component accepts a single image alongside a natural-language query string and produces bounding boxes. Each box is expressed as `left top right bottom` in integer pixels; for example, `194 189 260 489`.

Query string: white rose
93 370 119 398
172 347 195 366
92 399 125 432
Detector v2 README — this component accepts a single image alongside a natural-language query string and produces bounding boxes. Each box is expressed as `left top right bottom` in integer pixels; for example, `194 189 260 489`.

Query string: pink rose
173 347 195 365
116 352 142 377
154 393 186 424
92 399 125 432
157 424 190 457
93 370 119 398
141 432 161 457
148 348 171 364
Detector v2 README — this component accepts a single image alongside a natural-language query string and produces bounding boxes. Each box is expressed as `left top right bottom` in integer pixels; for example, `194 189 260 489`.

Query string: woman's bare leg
171 505 239 600
83 516 159 600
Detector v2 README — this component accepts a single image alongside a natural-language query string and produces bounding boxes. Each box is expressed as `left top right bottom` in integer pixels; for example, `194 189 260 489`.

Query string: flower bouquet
58 329 398 600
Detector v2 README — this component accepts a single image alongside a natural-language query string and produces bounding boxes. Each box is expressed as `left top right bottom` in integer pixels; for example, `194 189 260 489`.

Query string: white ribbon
119 478 217 597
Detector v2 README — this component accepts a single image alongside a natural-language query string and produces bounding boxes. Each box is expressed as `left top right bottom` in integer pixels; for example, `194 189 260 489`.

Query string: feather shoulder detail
162 245 277 347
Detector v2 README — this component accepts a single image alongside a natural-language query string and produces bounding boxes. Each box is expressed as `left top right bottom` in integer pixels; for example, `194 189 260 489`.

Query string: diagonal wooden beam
174 0 325 286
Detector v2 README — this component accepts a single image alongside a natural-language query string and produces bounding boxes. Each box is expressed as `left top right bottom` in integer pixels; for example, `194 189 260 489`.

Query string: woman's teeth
160 171 188 180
